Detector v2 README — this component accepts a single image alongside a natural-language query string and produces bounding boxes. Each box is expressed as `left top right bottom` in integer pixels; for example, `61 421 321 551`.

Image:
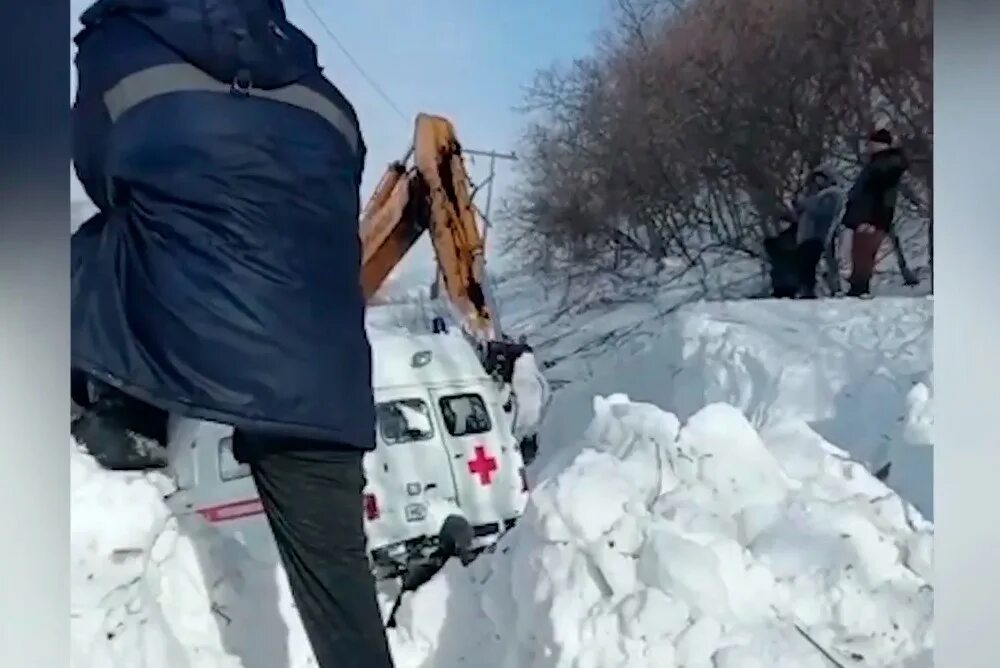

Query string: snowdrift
539 297 933 518
387 398 933 667
71 438 236 667
71 440 313 668
71 399 933 667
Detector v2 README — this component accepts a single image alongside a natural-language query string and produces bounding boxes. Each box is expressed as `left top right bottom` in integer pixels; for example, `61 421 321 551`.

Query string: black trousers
796 238 825 297
233 432 394 668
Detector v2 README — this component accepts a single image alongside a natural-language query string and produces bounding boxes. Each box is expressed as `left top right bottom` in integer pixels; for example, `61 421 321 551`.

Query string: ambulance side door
365 391 459 545
430 388 523 528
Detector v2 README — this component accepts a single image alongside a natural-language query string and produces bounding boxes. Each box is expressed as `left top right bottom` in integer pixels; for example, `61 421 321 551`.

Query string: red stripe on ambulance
197 498 265 523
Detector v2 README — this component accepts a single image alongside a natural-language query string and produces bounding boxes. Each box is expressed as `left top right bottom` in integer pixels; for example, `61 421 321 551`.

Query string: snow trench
71 298 934 667
71 397 933 667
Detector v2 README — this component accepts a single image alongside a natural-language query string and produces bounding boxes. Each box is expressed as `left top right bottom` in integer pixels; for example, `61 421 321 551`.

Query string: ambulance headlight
411 350 432 368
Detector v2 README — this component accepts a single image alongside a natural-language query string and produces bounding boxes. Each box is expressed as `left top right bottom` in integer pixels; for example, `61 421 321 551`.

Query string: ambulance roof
370 330 490 390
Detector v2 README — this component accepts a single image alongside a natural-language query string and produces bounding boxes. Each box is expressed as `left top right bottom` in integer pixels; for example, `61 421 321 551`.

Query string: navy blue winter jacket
71 0 375 449
843 147 909 233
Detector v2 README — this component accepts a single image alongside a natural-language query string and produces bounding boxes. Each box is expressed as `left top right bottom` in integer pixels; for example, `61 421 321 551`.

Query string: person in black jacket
72 1 393 665
842 128 910 296
763 215 800 299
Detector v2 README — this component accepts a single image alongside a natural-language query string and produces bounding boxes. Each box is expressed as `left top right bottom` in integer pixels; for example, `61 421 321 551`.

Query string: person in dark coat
841 128 910 296
763 216 800 299
71 1 393 665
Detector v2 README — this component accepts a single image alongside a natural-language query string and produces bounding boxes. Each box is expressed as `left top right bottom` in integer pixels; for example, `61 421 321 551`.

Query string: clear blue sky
70 0 610 285
284 0 609 200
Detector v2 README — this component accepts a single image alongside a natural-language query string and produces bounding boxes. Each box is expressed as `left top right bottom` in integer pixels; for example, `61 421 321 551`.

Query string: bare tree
503 0 932 290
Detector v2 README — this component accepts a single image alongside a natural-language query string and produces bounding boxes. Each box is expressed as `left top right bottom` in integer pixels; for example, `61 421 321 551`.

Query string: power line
299 0 408 121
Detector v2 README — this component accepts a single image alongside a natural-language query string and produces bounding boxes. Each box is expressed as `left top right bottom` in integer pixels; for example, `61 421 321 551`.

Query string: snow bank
71 440 314 668
71 394 933 667
388 397 933 667
71 439 238 667
539 297 934 518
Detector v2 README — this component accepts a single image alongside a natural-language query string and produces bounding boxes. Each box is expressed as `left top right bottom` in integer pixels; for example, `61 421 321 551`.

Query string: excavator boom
359 113 499 344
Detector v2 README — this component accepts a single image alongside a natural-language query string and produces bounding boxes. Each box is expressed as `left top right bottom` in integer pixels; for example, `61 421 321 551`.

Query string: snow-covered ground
490 226 930 390
70 292 933 667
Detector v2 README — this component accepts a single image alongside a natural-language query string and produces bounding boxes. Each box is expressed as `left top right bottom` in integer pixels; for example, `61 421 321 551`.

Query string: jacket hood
817 181 845 196
77 0 318 89
810 165 839 186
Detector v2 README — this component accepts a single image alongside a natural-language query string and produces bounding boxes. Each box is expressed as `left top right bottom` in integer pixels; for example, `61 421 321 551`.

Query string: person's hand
856 222 876 234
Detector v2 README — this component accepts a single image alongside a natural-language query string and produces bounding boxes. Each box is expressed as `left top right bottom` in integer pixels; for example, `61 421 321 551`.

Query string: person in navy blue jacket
71 1 393 665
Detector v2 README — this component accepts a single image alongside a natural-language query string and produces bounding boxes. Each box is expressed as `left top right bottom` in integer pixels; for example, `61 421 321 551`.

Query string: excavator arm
359 113 507 353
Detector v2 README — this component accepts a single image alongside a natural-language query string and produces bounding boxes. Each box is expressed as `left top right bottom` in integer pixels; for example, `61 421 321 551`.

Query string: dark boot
772 285 797 299
71 381 168 471
846 279 870 297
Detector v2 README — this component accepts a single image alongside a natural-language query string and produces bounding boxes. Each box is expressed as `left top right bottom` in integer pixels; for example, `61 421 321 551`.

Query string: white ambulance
162 330 530 579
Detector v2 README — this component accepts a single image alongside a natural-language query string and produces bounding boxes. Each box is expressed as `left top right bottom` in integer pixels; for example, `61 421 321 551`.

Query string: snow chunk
510 351 551 439
904 381 933 446
397 400 433 434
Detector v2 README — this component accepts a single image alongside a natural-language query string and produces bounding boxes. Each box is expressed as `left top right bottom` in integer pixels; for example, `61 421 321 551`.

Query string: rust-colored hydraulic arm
359 113 500 344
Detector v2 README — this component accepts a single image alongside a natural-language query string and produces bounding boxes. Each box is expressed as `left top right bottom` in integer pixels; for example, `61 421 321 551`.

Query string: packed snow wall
538 297 933 518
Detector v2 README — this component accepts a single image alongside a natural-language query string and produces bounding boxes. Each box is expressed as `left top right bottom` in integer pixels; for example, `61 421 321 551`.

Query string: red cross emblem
468 445 498 485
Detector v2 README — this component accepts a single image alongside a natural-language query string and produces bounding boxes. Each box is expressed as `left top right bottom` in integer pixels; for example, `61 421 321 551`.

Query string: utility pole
464 147 517 223
460 147 517 340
